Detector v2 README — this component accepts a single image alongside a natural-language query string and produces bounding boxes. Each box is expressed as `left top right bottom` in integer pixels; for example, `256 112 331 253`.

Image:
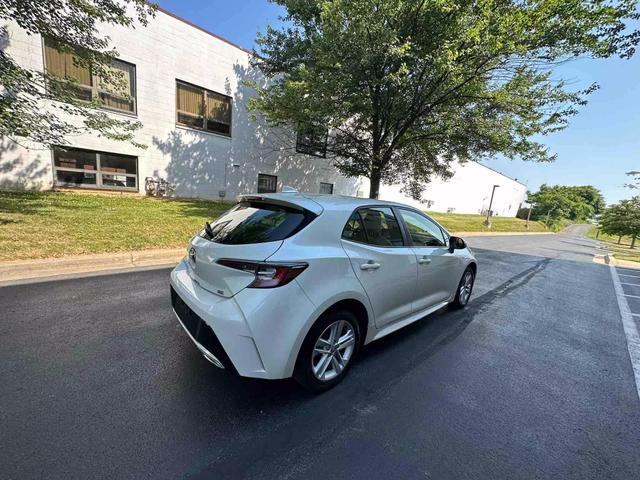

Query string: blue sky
157 0 639 205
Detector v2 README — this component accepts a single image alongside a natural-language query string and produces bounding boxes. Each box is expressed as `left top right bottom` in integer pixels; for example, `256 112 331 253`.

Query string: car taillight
216 259 308 288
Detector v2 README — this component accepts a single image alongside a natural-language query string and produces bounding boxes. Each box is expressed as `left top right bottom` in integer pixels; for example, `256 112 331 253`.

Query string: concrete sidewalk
0 231 554 285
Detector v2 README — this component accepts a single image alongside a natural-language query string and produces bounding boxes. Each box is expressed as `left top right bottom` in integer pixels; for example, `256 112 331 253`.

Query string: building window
176 80 231 136
319 182 334 194
257 174 277 193
53 147 138 191
43 39 137 114
296 126 327 157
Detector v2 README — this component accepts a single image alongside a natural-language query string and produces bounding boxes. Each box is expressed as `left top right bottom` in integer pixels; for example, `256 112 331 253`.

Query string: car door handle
418 256 432 265
360 261 381 271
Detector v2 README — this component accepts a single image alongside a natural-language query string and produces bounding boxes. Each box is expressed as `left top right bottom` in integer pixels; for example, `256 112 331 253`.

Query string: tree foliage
625 170 640 189
526 184 604 225
250 0 640 198
0 0 156 148
600 196 640 248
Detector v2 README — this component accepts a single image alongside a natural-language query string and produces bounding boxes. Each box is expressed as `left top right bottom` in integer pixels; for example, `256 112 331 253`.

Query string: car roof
236 192 408 214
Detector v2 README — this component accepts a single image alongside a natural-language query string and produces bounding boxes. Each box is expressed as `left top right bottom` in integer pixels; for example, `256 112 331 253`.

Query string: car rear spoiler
236 193 324 215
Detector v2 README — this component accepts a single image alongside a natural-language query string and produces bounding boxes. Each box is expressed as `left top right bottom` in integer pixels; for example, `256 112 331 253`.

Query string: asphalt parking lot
618 267 640 317
1 226 639 479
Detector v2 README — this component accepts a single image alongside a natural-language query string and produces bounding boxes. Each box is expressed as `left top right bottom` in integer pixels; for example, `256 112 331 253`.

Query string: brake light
216 259 308 288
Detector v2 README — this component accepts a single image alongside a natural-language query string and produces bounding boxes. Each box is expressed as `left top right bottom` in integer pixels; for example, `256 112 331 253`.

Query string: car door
396 208 461 311
341 207 418 328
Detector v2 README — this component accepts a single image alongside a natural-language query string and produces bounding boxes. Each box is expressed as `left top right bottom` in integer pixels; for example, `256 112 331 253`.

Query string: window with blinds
43 39 137 114
176 80 232 136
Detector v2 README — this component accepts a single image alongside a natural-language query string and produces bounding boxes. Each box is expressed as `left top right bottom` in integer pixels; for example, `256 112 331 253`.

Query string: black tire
451 266 475 309
294 309 361 392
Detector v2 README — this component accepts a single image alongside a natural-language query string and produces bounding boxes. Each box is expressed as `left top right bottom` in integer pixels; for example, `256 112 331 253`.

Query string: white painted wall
0 9 525 217
0 11 365 198
375 161 527 217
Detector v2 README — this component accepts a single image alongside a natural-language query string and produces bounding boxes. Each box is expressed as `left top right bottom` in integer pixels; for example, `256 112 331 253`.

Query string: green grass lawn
428 211 549 233
0 190 230 260
0 190 549 261
587 227 640 263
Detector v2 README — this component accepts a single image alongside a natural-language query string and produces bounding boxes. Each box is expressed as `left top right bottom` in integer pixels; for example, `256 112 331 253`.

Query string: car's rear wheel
451 266 475 309
294 310 360 391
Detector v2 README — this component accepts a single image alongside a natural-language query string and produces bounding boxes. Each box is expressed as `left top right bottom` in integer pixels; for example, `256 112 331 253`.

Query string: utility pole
484 185 500 228
545 207 555 225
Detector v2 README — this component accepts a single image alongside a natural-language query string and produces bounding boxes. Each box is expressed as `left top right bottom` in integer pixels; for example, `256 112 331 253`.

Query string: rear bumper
170 287 231 371
169 260 318 379
170 260 268 377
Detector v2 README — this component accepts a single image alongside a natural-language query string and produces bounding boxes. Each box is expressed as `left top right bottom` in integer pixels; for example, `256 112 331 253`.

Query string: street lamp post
484 184 500 228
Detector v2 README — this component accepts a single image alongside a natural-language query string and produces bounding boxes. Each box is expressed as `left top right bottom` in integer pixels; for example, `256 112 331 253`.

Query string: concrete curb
454 231 554 237
605 254 640 270
0 248 185 283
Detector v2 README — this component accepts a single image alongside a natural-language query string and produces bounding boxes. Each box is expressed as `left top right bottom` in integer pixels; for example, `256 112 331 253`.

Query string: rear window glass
202 201 315 244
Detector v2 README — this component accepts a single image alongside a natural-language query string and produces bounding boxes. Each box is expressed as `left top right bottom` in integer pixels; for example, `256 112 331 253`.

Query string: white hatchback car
170 192 477 390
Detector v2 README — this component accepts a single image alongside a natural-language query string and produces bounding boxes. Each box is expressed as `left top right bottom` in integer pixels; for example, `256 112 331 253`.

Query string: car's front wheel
451 266 475 309
294 309 360 391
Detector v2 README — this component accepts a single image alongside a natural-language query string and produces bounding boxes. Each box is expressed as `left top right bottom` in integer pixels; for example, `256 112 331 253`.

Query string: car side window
398 209 446 247
358 207 404 247
342 211 367 243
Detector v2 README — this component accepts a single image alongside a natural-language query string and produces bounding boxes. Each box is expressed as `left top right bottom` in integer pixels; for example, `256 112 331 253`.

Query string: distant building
378 161 527 217
0 7 526 217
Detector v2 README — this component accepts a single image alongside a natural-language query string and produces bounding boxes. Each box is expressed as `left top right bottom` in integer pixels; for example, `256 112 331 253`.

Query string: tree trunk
632 234 637 249
618 235 622 244
369 168 381 199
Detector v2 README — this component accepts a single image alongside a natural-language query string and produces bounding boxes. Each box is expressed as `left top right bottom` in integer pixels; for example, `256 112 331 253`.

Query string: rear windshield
201 201 316 245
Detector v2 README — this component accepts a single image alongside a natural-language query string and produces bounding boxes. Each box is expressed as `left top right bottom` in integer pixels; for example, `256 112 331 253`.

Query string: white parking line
624 294 640 299
610 266 640 401
620 273 640 278
621 282 640 287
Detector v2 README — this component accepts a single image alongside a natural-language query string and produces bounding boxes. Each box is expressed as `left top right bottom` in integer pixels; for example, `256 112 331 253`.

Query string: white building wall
0 10 365 198
376 161 527 217
0 9 525 217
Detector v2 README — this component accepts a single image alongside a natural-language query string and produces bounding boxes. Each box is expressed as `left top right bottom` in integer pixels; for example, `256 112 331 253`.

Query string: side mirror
448 236 466 253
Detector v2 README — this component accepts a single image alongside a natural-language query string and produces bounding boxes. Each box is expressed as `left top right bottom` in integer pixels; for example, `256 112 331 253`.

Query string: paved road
2 229 639 479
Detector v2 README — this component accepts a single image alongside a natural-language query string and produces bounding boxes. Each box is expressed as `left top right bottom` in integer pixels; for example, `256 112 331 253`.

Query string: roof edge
156 6 254 56
472 160 526 187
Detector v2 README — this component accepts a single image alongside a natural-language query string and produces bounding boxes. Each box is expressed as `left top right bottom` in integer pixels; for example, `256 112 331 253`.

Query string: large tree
250 0 640 198
527 184 601 225
600 197 640 248
570 185 606 216
0 0 156 148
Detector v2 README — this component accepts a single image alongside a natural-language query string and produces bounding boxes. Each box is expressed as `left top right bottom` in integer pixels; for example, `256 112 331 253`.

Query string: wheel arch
321 298 369 345
468 261 477 276
285 294 373 378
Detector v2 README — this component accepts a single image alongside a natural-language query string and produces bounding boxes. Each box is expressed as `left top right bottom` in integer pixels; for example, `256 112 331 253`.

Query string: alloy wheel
311 320 356 381
459 270 474 305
